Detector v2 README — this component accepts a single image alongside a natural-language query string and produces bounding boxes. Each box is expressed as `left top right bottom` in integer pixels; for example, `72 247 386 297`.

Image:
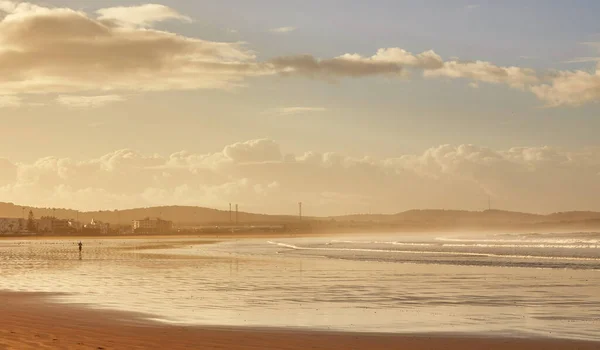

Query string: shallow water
0 232 599 341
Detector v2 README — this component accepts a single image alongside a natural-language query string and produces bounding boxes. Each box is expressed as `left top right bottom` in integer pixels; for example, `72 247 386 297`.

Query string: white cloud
351 47 444 69
0 95 21 108
269 26 296 33
223 139 282 163
424 59 539 89
267 47 543 93
266 107 327 116
265 48 443 80
528 40 600 106
2 139 600 214
266 48 600 106
96 4 191 27
0 1 597 107
530 64 600 107
57 95 126 108
268 54 405 79
0 1 261 95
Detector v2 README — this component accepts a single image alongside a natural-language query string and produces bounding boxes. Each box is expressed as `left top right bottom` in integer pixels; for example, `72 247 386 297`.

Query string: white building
132 217 173 233
84 219 110 234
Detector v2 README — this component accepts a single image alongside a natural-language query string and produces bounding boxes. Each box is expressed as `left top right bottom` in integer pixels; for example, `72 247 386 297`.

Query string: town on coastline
3 204 600 237
0 211 167 235
0 209 311 236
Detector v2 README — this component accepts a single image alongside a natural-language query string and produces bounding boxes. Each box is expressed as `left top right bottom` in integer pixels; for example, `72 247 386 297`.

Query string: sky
1 0 600 216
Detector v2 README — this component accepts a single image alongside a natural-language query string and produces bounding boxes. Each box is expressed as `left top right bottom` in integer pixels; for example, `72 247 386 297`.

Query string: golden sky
1 1 600 215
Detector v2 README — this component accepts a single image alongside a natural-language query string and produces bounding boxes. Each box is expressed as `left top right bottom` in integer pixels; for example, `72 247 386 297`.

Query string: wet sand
0 231 331 241
1 292 598 350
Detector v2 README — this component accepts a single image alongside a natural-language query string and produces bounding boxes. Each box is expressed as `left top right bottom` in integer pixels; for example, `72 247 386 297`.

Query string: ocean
0 231 599 340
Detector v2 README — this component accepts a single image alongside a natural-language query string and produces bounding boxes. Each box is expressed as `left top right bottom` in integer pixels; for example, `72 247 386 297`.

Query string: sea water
0 232 599 340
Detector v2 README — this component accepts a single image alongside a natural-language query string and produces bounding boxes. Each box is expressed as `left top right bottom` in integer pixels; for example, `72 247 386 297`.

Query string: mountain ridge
2 202 600 227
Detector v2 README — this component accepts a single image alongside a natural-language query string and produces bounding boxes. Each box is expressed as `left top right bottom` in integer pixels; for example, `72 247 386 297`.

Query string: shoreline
1 292 599 350
0 231 333 240
2 224 600 241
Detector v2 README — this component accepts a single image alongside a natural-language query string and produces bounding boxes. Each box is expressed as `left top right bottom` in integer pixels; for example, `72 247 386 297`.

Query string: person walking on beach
78 241 83 252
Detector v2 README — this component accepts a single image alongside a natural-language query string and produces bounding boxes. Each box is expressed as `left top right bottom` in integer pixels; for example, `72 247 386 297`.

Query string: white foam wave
332 240 433 247
267 241 600 262
332 240 600 249
435 237 600 244
443 243 600 249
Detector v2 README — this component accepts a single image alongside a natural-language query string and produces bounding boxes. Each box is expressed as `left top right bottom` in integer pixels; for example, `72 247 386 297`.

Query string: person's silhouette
78 241 83 260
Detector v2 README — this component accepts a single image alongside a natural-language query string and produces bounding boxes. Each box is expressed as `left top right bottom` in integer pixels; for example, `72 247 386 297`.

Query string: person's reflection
79 250 82 260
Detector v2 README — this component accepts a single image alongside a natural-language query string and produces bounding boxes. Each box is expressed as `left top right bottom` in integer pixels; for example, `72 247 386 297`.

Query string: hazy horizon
2 2 600 348
4 200 600 221
1 1 600 216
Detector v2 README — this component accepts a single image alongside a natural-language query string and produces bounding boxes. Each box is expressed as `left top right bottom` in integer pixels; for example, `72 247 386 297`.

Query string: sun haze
1 1 600 216
2 2 600 350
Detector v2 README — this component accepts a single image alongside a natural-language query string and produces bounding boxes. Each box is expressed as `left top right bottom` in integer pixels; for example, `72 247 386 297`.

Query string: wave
331 240 600 249
332 240 434 247
267 241 600 262
435 237 600 244
443 243 600 249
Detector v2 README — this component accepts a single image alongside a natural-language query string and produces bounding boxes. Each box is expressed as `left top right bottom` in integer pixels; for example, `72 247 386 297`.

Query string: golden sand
1 292 598 350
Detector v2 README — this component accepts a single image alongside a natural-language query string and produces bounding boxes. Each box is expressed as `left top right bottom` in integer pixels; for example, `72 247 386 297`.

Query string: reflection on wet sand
0 234 599 342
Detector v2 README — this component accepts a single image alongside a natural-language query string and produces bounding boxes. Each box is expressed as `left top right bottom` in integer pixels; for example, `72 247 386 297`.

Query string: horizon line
1 202 599 218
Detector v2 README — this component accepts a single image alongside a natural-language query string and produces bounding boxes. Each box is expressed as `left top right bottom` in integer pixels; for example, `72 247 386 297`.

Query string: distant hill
545 211 600 222
1 202 600 230
337 210 545 225
315 209 600 232
0 203 297 226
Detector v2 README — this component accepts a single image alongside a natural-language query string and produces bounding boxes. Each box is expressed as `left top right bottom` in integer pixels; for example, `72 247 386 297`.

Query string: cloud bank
530 63 600 107
0 1 260 94
1 139 599 215
0 1 598 106
96 4 191 27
